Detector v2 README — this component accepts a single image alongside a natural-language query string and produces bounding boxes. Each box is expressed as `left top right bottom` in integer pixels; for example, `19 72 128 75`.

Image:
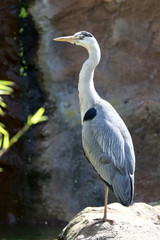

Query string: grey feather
82 100 135 205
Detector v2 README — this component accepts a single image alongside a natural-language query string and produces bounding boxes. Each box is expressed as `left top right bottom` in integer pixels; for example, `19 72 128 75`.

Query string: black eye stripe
75 31 93 39
81 31 93 37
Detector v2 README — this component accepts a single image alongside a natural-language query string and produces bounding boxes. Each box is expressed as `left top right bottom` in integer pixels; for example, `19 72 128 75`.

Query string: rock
58 203 160 240
28 0 160 222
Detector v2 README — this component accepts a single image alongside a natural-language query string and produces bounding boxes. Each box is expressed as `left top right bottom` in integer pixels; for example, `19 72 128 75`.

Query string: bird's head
54 31 97 51
54 31 101 63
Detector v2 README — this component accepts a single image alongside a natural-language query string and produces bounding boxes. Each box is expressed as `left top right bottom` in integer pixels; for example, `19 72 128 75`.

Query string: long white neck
78 39 101 122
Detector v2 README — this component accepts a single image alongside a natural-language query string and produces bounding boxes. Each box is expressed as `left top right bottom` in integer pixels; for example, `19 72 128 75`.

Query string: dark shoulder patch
83 108 97 122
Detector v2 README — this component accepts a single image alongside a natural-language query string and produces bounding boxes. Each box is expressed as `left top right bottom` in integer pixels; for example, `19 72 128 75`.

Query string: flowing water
0 225 62 240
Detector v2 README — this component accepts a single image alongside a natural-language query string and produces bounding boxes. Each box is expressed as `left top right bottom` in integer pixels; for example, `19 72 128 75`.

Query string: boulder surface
58 202 160 240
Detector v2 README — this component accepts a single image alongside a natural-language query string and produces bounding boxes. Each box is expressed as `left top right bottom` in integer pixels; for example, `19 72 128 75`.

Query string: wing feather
92 120 126 174
82 102 135 205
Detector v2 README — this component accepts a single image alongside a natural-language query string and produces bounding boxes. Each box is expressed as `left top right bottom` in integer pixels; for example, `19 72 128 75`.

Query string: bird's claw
103 218 114 225
88 218 114 227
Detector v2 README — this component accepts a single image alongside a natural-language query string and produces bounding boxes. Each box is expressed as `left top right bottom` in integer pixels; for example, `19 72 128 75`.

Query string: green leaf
0 101 6 108
30 107 47 124
0 90 12 95
19 66 24 76
0 80 14 86
19 28 24 33
0 126 9 149
0 80 14 96
19 7 28 18
0 108 4 116
0 133 2 148
3 134 10 149
37 116 48 123
0 125 8 135
0 85 13 91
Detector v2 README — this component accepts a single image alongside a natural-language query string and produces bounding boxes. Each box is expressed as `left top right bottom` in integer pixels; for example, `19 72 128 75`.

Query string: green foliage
19 7 28 18
27 108 48 125
0 80 14 116
0 80 47 158
0 124 9 149
19 27 24 33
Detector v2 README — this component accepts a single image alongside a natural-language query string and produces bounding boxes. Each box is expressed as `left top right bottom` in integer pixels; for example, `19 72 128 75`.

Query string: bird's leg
102 185 114 224
88 185 114 227
103 184 108 220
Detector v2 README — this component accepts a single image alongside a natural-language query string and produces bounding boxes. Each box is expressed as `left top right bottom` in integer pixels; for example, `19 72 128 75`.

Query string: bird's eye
79 35 85 40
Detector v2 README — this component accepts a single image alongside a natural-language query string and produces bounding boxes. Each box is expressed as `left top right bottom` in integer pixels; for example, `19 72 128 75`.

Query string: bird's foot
103 218 114 225
88 217 114 227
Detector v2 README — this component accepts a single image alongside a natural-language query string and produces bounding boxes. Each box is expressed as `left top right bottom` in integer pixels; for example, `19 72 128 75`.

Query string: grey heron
54 31 135 223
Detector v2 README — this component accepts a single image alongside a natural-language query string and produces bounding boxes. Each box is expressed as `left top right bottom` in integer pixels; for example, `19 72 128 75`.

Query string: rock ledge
58 202 160 240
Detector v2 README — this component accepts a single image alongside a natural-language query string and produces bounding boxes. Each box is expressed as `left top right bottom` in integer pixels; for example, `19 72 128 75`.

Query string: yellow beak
53 35 76 43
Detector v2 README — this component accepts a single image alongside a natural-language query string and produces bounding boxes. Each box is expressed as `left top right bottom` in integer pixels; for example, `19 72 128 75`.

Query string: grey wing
82 105 135 205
